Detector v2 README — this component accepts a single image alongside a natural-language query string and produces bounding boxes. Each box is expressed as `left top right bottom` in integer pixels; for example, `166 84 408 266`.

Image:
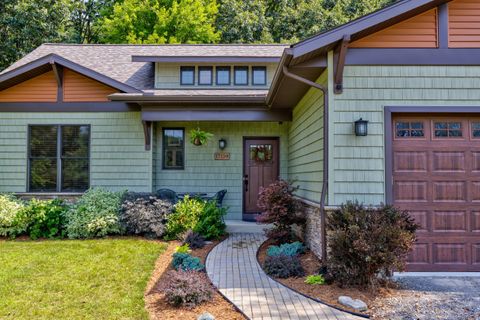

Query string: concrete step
225 220 271 234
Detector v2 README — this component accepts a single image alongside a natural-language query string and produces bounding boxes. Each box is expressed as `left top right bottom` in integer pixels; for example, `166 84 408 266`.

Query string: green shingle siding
287 70 327 203
0 112 151 192
330 63 480 206
154 122 289 220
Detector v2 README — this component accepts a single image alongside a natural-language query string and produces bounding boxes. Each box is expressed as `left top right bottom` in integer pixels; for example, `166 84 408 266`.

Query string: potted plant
190 128 214 146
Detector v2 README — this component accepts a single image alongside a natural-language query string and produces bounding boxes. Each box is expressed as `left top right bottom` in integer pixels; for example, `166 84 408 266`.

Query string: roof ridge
42 43 290 47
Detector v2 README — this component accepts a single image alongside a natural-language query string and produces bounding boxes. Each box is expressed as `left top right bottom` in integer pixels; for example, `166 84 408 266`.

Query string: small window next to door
163 128 184 170
434 121 462 138
395 121 424 138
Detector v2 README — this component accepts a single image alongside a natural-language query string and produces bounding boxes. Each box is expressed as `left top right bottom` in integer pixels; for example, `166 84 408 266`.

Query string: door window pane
252 67 266 85
163 129 185 169
249 144 273 162
234 67 248 85
216 67 230 85
198 67 213 85
180 66 195 85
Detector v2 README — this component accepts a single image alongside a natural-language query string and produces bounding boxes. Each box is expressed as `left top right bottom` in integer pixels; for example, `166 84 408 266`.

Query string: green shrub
266 241 305 257
263 255 305 278
304 274 325 285
0 194 27 238
163 270 213 308
165 196 205 240
327 201 418 288
175 243 191 254
193 201 226 239
172 252 204 271
24 198 68 240
65 188 125 239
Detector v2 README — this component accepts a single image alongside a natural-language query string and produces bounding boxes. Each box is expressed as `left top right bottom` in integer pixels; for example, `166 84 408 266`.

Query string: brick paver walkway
206 233 364 320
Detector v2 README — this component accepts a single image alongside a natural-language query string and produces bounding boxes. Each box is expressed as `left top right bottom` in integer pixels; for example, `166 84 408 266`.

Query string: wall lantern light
354 118 369 136
219 138 227 150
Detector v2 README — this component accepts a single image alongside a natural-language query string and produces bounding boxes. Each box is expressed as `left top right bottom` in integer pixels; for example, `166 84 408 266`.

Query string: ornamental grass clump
0 194 27 238
65 188 125 239
256 179 305 241
163 270 213 309
120 192 173 238
327 201 418 288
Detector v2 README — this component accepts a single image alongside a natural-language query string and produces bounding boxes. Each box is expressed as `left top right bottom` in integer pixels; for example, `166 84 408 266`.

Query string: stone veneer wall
293 199 324 260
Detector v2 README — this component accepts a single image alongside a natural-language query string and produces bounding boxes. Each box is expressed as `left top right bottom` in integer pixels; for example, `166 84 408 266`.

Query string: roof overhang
141 107 291 121
132 56 281 63
0 54 141 93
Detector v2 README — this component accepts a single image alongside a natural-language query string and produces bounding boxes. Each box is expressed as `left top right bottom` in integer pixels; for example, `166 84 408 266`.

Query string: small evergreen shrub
263 255 305 278
0 194 27 238
24 198 68 239
256 179 305 241
193 201 226 239
175 243 191 254
120 193 173 238
182 230 206 249
266 241 305 257
65 188 125 239
172 252 204 271
304 274 325 285
327 201 418 288
165 196 205 240
163 270 213 308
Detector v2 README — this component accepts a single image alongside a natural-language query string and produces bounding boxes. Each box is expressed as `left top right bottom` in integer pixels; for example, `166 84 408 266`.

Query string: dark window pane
396 130 410 137
252 67 266 85
472 122 480 130
411 130 424 137
435 130 448 137
449 130 462 137
435 122 447 129
30 126 57 157
234 67 248 85
62 126 89 157
396 122 409 130
62 159 89 192
216 67 230 85
449 122 461 130
198 67 212 85
163 129 184 169
30 159 57 192
411 122 423 129
180 67 194 85
473 130 480 138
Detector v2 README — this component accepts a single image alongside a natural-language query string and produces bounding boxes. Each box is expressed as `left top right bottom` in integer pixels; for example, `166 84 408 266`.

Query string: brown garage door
392 115 480 271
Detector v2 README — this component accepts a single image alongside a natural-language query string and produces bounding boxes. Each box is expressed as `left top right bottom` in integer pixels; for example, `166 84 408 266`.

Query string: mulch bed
145 237 246 320
257 239 398 317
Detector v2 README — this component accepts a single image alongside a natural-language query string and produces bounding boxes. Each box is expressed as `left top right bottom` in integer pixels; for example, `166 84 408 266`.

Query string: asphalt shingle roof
2 44 288 90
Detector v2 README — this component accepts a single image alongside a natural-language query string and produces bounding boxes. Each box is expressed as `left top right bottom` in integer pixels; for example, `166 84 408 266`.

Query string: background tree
99 0 220 44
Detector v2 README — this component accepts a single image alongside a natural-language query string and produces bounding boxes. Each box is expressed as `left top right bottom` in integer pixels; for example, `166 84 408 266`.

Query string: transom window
252 66 267 85
434 122 462 138
28 125 90 192
395 121 424 138
198 67 213 85
472 122 480 138
234 66 248 85
163 128 185 170
216 67 231 85
180 66 195 85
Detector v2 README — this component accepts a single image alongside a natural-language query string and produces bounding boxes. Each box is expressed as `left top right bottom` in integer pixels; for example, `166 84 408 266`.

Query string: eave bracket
142 121 152 151
334 35 350 94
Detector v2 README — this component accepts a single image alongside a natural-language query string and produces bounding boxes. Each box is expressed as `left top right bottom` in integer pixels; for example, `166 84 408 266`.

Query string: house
1 0 479 272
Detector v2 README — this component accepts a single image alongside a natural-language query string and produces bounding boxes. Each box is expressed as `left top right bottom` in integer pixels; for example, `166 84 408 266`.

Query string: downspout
281 65 329 264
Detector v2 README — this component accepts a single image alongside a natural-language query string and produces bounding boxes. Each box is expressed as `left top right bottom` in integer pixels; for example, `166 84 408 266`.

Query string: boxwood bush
327 201 418 288
65 188 125 239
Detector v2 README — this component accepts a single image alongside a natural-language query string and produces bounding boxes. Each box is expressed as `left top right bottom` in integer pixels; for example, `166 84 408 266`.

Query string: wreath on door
250 145 272 162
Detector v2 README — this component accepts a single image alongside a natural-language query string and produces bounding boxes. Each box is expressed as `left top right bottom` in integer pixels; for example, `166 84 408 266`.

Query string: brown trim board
384 106 480 205
132 56 281 63
0 102 139 112
141 109 291 121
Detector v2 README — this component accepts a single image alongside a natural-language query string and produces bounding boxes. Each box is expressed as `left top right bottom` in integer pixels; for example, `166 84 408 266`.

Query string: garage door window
471 122 480 138
434 122 462 138
395 121 424 138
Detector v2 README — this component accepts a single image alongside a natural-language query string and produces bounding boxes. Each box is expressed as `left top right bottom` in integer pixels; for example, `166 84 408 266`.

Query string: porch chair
155 188 178 204
209 189 227 208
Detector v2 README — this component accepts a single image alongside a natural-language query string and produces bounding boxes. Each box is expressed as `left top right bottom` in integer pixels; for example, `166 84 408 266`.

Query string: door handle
243 174 249 192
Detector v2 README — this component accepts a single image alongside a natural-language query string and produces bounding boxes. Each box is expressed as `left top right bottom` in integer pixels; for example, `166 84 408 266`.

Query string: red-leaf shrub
256 179 305 241
162 270 213 308
327 201 418 288
263 255 305 278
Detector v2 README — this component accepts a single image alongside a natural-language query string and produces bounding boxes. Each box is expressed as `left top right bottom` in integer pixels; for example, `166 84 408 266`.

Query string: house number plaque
214 152 230 160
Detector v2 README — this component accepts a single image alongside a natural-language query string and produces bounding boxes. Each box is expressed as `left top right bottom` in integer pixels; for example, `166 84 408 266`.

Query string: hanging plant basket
190 128 214 146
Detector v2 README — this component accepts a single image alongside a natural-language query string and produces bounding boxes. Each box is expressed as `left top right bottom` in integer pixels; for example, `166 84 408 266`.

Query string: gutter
282 64 329 264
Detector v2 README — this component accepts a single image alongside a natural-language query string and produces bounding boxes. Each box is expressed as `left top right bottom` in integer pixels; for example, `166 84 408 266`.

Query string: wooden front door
392 114 480 271
243 138 279 221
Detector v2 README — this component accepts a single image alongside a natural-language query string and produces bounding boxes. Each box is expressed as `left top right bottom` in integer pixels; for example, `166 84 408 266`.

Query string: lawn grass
0 238 167 320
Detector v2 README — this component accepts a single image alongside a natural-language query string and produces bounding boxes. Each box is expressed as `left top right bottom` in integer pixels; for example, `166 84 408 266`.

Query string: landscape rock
338 295 368 312
197 312 215 320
